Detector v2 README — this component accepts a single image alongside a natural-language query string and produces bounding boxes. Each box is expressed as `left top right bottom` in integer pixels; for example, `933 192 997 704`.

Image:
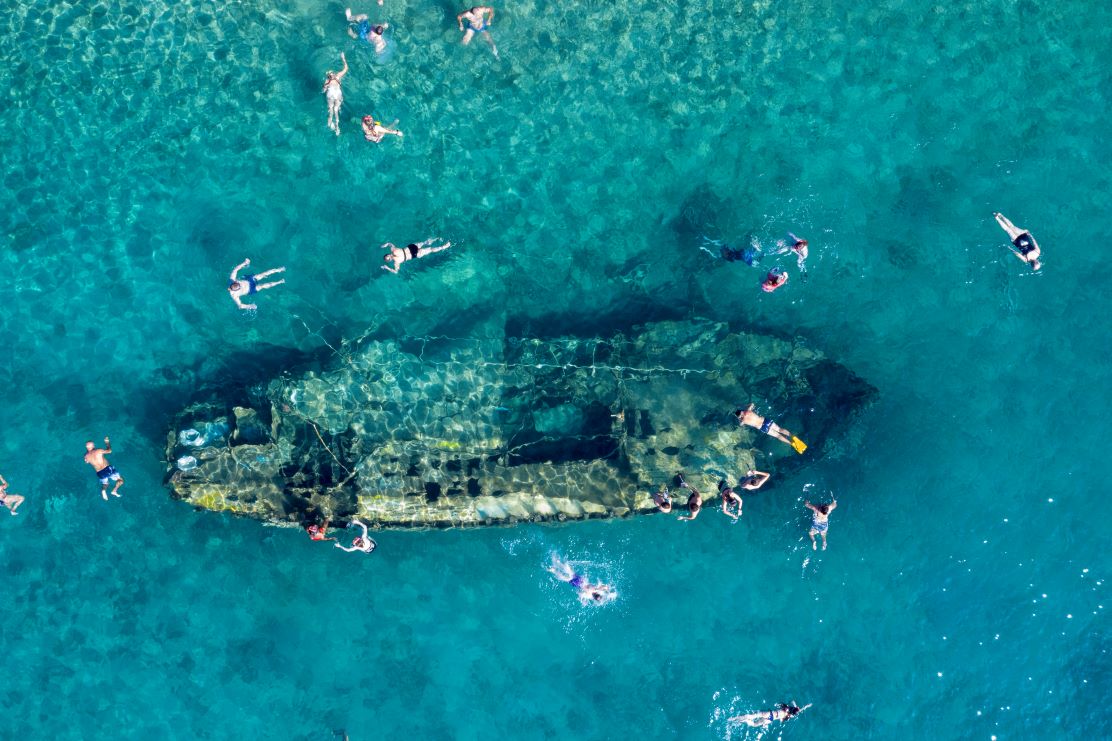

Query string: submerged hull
165 319 875 529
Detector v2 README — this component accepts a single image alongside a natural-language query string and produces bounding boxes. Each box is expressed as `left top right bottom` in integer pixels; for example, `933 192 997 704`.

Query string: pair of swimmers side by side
546 554 616 606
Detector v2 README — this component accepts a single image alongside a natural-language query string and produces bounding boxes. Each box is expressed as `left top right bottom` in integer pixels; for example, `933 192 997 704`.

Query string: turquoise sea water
2 0 1110 737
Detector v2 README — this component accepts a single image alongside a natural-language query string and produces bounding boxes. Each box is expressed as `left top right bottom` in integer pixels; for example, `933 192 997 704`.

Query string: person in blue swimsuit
735 404 795 447
228 258 286 310
346 9 389 54
83 436 123 501
546 555 616 605
458 6 498 58
805 499 837 550
729 703 810 728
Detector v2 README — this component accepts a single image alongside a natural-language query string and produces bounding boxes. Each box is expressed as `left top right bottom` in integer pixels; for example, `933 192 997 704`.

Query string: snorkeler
381 237 451 274
721 243 762 266
457 6 498 58
0 473 25 516
718 481 742 520
346 9 389 53
84 436 123 500
735 404 798 448
994 212 1042 270
652 484 672 513
229 258 286 310
546 555 617 605
676 472 702 521
362 116 404 143
307 520 337 542
729 703 811 728
740 469 771 490
805 499 837 550
335 519 377 553
322 52 349 135
761 267 789 293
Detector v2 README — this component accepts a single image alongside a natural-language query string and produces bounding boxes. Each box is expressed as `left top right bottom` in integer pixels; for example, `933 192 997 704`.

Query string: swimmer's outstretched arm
827 500 837 512
456 11 466 29
334 543 360 551
230 258 250 281
745 470 770 489
336 52 349 81
381 263 400 274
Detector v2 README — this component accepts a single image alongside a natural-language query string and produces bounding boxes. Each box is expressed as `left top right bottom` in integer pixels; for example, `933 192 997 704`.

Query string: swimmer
676 472 702 521
721 243 762 266
362 116 404 143
740 469 771 490
994 212 1042 270
381 237 451 274
734 404 795 447
785 232 808 270
718 481 742 520
457 6 498 58
307 520 337 542
0 473 25 516
229 258 286 310
346 10 388 52
335 519 377 553
729 703 811 728
546 555 617 605
652 484 672 513
761 267 789 292
84 436 123 500
322 52 349 135
805 499 837 550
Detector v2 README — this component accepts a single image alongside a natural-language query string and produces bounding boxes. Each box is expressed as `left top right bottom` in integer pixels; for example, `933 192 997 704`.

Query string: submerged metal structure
165 319 875 529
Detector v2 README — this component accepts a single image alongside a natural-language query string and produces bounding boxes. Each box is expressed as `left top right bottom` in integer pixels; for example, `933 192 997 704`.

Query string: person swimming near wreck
740 469 770 490
381 237 451 274
336 519 377 553
652 484 672 513
546 555 617 605
735 404 807 453
805 499 837 550
994 212 1042 270
719 480 742 520
729 703 811 728
84 436 123 500
675 472 702 521
307 520 336 542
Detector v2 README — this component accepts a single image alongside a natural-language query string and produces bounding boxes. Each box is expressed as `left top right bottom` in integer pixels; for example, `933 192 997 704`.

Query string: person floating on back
84 436 123 500
335 519 377 553
730 703 811 728
994 212 1042 270
322 52 349 135
735 404 807 454
0 473 25 515
761 267 789 293
546 554 617 605
458 6 498 59
229 258 286 310
381 237 451 274
362 116 403 143
805 499 837 550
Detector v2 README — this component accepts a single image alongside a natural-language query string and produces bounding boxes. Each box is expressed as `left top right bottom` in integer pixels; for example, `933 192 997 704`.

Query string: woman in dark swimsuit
994 212 1042 270
381 237 452 274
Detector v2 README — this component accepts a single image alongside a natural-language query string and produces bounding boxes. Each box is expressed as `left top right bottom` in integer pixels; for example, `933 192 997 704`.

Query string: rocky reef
165 319 875 529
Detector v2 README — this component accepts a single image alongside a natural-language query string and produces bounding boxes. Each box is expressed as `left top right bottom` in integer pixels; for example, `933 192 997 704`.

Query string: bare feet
101 489 108 501
812 539 817 551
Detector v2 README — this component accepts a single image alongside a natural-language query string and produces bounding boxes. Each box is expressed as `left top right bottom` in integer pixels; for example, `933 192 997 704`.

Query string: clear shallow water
2 0 1110 738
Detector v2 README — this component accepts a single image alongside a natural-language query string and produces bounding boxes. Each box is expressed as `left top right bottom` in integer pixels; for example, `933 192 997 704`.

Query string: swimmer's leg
345 8 369 22
482 31 499 59
254 267 286 280
256 279 286 291
820 531 828 550
111 476 123 497
809 529 817 550
994 212 1023 240
461 28 475 45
